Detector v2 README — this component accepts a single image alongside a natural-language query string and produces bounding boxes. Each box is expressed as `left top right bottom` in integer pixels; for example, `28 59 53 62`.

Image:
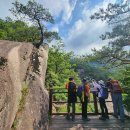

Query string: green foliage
10 0 54 23
53 93 96 113
55 103 95 113
122 66 130 111
18 82 29 112
71 56 109 81
56 104 82 113
10 0 60 47
45 42 80 100
92 46 129 67
109 65 130 111
90 3 130 23
108 67 126 81
123 93 130 111
0 18 40 43
91 2 130 66
0 17 60 46
11 118 18 129
11 82 29 129
123 66 130 86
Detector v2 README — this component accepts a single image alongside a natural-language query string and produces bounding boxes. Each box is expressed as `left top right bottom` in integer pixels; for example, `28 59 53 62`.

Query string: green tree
91 2 130 66
0 18 40 42
91 3 130 23
10 0 60 48
122 66 130 111
45 42 80 100
71 56 109 81
46 41 80 88
123 66 130 86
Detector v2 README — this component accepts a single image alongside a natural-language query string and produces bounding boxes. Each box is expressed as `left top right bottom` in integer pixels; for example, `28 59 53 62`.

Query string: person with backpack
97 80 109 120
107 78 125 122
92 79 100 88
79 78 91 121
65 77 77 121
92 79 101 97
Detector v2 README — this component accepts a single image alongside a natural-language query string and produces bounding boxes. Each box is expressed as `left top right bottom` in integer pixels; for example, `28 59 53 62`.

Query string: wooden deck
49 115 130 130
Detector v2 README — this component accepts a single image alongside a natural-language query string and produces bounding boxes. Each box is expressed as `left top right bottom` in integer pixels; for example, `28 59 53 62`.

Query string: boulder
0 40 49 130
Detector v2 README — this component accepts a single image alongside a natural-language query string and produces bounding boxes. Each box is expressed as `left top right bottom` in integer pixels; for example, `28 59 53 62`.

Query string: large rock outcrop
0 40 49 130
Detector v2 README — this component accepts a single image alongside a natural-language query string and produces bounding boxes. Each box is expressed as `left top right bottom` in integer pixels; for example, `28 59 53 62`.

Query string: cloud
73 40 107 55
40 0 77 24
51 25 59 33
64 0 117 55
0 0 77 24
0 0 78 36
65 19 108 54
0 0 122 55
61 0 77 24
39 0 78 36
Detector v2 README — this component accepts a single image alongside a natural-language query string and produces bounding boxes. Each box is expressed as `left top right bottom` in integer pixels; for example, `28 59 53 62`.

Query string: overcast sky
0 0 126 55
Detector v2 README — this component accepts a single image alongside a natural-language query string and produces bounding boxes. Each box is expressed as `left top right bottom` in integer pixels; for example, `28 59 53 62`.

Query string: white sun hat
99 80 105 85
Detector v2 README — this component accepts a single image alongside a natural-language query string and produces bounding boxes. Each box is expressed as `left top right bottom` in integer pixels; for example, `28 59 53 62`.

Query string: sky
0 0 127 55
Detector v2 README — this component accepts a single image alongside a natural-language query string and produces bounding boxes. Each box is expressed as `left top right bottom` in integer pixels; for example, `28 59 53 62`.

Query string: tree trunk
35 19 44 48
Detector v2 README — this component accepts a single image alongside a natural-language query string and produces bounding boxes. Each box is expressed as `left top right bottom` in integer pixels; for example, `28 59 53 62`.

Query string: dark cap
69 77 74 81
82 78 86 83
108 78 112 81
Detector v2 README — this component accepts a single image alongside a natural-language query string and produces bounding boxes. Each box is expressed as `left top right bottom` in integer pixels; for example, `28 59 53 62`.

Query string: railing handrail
48 86 130 92
48 87 103 116
48 86 130 116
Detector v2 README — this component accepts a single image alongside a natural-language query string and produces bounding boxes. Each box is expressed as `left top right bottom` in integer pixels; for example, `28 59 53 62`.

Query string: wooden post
49 88 53 116
93 92 98 114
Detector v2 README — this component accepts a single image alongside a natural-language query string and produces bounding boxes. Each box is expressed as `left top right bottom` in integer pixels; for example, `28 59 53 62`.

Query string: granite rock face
0 40 49 130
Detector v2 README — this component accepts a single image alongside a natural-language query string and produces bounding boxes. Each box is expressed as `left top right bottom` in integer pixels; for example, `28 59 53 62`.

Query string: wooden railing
48 88 113 116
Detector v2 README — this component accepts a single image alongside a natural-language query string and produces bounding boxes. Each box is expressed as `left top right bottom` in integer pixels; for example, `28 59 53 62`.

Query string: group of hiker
65 77 125 123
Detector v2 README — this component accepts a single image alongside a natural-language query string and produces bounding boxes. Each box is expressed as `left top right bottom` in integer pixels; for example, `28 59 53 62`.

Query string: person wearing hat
80 78 91 121
97 80 109 120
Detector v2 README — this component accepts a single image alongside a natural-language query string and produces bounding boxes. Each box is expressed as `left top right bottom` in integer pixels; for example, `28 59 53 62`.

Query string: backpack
68 82 77 103
77 85 83 99
68 82 76 95
100 85 108 99
111 80 122 93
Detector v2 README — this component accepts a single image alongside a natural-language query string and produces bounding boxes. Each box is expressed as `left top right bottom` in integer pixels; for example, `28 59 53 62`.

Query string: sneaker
82 117 85 121
82 117 91 121
120 119 125 123
72 116 75 121
71 114 75 121
66 115 70 120
86 118 91 121
72 118 75 121
105 115 109 119
99 116 106 120
112 114 118 118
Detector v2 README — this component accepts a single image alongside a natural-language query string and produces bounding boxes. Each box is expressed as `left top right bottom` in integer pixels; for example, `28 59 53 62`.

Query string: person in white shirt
93 80 109 120
92 79 100 88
